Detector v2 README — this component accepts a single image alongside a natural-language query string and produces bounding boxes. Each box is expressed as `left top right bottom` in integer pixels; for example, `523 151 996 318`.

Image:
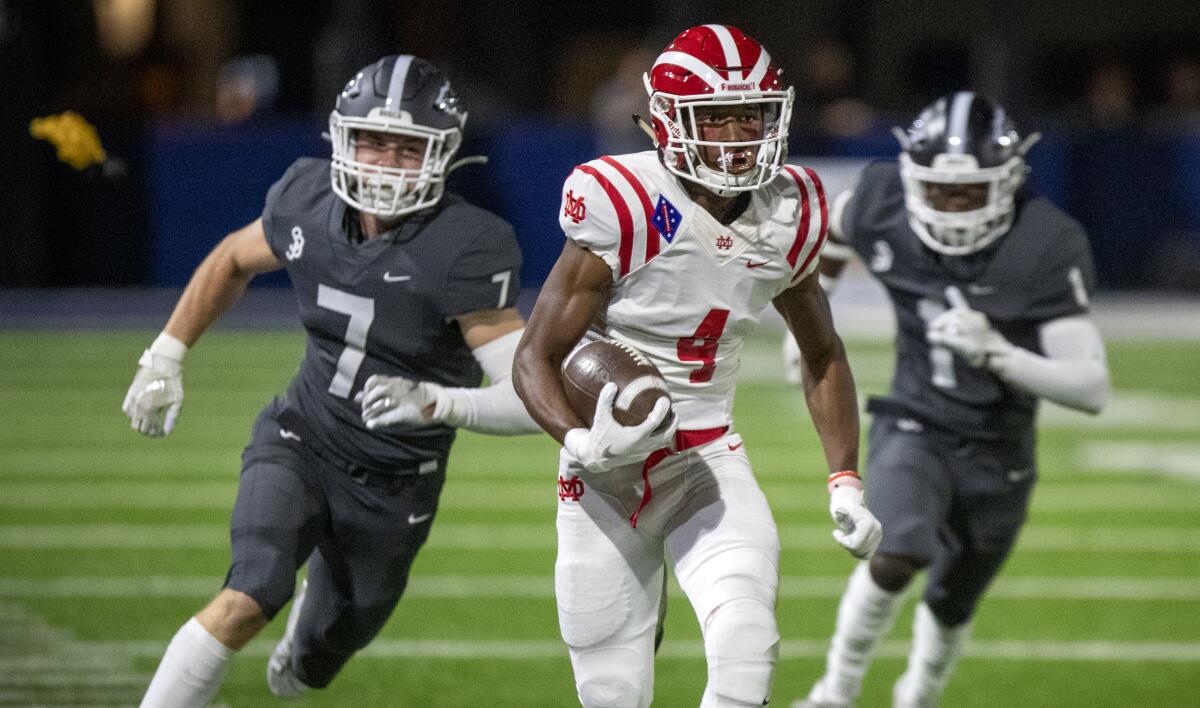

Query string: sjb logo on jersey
286 226 305 261
557 475 584 502
651 194 681 243
715 234 734 250
563 190 587 224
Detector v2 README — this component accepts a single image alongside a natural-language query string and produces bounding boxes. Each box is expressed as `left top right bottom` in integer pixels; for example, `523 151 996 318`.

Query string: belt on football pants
630 425 730 528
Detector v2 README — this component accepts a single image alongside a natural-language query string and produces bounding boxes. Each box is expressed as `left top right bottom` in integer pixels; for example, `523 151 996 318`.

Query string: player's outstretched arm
927 287 1110 414
361 307 544 435
122 219 282 437
774 272 882 560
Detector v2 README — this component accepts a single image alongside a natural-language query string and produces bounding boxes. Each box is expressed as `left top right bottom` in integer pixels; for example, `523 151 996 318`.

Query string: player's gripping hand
926 286 1012 368
827 472 882 559
563 382 678 474
360 374 441 429
122 333 187 437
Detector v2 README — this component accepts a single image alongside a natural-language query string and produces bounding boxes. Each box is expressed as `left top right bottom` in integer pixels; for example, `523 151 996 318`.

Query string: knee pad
869 552 922 593
577 674 644 708
556 557 632 649
702 597 779 706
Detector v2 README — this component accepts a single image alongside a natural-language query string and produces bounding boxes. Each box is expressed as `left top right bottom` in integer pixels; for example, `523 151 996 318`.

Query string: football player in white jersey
513 25 883 707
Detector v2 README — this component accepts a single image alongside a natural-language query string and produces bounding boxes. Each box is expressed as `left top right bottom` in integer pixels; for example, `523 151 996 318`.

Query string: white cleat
267 579 310 699
792 677 853 708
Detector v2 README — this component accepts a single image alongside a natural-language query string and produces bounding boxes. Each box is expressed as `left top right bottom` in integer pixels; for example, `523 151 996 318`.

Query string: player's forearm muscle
775 276 860 472
163 219 281 346
513 242 611 443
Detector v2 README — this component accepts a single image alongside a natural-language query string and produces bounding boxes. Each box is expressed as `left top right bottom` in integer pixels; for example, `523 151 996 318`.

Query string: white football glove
562 382 678 474
122 334 186 438
926 286 1012 368
360 374 441 429
829 485 883 560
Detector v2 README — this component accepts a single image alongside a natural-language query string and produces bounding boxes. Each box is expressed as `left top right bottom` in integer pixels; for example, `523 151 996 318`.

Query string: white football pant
555 433 781 707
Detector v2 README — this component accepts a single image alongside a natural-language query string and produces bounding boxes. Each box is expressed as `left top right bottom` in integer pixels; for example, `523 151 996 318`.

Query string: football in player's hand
561 338 671 427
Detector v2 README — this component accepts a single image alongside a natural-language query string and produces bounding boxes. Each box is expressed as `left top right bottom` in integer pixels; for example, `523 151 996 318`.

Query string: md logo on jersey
557 474 584 502
286 226 305 261
563 190 587 224
651 194 682 243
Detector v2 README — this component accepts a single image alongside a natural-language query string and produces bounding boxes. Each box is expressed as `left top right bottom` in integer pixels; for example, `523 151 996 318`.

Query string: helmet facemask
329 109 463 219
647 79 793 197
899 150 1026 255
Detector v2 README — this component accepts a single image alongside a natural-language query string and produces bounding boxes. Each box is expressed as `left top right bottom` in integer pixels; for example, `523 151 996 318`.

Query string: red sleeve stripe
600 156 658 261
783 166 812 269
792 166 829 280
577 164 634 276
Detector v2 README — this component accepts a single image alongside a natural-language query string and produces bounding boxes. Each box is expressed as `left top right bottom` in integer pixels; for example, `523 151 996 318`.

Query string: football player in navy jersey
789 93 1111 708
124 55 540 706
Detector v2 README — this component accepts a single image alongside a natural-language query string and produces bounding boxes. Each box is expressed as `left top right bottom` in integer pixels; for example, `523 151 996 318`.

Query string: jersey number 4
677 308 730 383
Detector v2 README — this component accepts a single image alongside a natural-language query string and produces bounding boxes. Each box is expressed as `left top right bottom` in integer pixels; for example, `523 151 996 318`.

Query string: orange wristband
827 470 863 493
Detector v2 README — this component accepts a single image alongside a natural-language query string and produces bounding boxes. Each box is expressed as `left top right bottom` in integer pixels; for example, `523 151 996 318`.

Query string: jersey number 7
317 284 375 398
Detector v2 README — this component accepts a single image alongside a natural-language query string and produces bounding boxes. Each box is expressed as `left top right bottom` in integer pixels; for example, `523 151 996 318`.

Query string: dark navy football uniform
225 157 521 686
839 160 1095 622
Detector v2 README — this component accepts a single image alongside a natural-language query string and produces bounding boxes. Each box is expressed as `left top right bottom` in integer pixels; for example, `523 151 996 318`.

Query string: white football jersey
559 151 828 429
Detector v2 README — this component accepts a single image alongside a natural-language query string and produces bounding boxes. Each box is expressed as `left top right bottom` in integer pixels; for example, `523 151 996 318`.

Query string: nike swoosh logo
279 429 302 442
745 260 770 269
728 442 744 451
1007 468 1033 482
968 283 996 295
408 512 432 525
383 272 411 282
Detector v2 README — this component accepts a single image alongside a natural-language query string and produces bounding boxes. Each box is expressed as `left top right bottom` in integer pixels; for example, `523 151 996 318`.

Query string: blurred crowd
2 0 1199 290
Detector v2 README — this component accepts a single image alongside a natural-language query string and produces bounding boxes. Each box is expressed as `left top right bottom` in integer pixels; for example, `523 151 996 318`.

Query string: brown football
561 337 671 427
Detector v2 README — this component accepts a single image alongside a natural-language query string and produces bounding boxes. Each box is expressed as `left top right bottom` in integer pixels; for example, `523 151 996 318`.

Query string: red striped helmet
644 25 793 195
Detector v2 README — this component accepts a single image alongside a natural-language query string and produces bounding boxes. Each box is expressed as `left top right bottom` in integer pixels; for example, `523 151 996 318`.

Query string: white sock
140 617 235 708
893 603 971 708
810 562 903 704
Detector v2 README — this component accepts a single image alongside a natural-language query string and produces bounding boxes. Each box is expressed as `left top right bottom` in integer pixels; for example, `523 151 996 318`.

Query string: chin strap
446 154 488 176
632 114 658 144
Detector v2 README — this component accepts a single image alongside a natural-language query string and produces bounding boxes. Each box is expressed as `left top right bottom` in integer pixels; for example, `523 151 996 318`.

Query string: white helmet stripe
386 54 415 111
946 91 975 154
745 48 771 86
653 51 725 89
704 24 744 80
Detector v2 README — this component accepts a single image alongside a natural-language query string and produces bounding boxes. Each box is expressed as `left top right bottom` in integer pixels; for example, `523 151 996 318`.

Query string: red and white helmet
644 24 794 195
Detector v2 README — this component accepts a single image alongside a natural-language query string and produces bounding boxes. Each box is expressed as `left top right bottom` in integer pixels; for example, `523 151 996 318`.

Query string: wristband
827 470 863 493
150 332 189 362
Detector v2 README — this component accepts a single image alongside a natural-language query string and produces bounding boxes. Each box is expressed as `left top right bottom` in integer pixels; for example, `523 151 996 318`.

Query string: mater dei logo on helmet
720 81 756 92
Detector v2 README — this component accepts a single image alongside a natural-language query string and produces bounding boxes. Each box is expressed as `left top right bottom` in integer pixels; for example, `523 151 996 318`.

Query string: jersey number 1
677 308 730 383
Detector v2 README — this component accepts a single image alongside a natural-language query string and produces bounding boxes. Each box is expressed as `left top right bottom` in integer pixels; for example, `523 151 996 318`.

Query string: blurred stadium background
1 1 1198 706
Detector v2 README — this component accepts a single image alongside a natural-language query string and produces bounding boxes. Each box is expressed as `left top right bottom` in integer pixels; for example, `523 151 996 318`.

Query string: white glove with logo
122 333 187 437
562 382 677 474
828 476 883 559
360 374 440 429
926 286 1012 369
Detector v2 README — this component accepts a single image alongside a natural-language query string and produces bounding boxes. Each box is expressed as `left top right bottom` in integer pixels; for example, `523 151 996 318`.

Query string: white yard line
3 523 1198 553
1078 441 1200 479
4 478 1197 513
64 637 1200 663
1 575 1197 601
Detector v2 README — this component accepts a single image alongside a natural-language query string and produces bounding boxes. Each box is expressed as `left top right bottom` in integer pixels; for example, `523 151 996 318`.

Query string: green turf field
1 329 1198 706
